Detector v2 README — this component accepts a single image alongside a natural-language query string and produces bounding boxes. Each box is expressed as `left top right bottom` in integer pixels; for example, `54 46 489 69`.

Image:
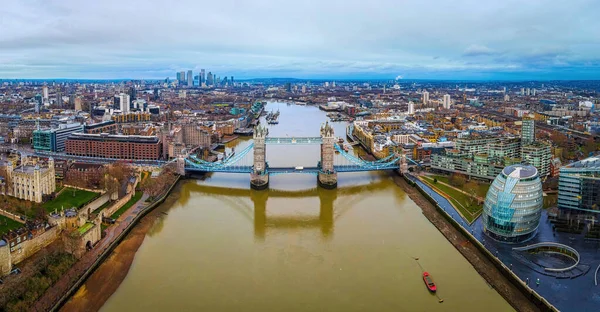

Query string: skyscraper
422 90 429 105
187 70 193 87
207 72 213 86
56 90 62 107
408 101 415 115
443 94 451 109
119 93 130 113
179 71 185 85
521 116 535 144
230 76 234 85
176 72 182 82
201 69 206 85
42 86 49 101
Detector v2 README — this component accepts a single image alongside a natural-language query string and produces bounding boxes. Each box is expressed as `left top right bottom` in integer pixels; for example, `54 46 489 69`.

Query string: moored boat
423 272 436 292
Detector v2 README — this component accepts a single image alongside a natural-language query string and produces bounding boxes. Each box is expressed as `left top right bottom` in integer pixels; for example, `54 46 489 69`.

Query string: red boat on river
423 272 437 293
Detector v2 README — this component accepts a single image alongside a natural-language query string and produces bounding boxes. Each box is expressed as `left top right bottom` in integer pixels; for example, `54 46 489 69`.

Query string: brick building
83 121 118 134
66 133 162 160
65 163 106 188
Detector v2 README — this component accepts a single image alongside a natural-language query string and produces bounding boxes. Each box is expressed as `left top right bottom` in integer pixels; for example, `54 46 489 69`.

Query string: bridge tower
400 153 408 175
251 125 269 190
176 155 187 176
318 122 337 189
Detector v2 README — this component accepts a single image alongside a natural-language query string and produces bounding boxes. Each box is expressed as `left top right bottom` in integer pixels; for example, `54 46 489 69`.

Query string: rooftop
67 132 159 143
566 156 600 169
503 164 538 179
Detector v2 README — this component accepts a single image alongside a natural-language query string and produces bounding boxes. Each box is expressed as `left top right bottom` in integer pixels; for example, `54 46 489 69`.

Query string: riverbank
60 188 180 311
393 174 540 312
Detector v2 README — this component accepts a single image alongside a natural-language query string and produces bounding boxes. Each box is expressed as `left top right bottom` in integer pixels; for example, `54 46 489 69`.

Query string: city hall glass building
482 164 543 243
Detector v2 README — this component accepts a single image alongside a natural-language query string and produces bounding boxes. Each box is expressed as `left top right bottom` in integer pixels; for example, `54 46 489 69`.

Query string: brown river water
73 102 512 311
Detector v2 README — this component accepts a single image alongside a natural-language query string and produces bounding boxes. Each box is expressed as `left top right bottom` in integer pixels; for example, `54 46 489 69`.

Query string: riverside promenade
32 193 149 311
406 174 599 312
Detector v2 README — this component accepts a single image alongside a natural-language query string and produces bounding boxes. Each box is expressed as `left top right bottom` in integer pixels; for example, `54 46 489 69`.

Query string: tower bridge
178 122 415 189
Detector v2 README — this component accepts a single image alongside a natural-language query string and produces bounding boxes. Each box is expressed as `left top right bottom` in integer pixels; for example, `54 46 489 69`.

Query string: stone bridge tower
318 122 337 189
251 125 269 190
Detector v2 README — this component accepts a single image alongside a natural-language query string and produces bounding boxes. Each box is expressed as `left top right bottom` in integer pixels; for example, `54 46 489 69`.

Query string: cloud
463 45 497 57
0 0 599 79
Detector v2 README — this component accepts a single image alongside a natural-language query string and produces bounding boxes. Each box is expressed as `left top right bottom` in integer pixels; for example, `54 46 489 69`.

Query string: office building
83 120 118 134
482 164 543 243
56 91 62 106
179 71 185 85
42 86 49 101
442 94 451 109
408 101 415 115
521 116 535 144
200 69 206 85
422 90 429 105
207 72 214 86
33 123 84 152
119 93 130 113
34 94 42 113
187 70 193 87
65 133 162 160
557 157 600 216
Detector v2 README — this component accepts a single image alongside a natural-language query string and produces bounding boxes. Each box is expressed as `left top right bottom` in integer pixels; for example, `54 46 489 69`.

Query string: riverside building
482 164 543 243
557 156 600 217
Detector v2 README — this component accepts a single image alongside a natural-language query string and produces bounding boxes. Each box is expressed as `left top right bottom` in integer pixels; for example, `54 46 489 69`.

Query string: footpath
395 175 540 312
32 193 149 312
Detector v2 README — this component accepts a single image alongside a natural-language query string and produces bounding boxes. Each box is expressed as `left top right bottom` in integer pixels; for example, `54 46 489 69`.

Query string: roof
503 164 538 179
567 156 600 169
67 132 159 144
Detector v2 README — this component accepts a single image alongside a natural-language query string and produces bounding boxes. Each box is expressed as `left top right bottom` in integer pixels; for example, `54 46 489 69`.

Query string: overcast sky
1 0 599 80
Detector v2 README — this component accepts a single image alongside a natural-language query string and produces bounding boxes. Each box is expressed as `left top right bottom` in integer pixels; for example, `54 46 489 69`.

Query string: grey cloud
0 0 599 79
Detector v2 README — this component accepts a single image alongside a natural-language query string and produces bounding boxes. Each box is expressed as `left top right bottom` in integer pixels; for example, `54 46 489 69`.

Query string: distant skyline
1 0 599 80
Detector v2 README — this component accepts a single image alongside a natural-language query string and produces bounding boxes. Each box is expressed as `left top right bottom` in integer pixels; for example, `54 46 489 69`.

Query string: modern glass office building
557 156 600 216
482 164 543 243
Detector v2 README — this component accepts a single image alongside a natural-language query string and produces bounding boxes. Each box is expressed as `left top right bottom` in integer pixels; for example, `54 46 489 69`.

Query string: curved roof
502 164 538 179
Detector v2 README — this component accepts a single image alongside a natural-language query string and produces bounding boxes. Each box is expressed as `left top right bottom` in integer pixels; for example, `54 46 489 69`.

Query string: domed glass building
482 164 543 243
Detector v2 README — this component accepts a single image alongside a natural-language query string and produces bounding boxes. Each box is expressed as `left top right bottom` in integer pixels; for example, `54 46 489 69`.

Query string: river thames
98 102 511 311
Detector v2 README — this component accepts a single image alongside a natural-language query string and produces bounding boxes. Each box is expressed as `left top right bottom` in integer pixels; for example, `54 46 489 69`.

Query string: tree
464 181 479 206
583 137 598 156
449 173 466 188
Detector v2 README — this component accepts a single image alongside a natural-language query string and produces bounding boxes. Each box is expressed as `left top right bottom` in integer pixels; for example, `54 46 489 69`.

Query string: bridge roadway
184 164 400 174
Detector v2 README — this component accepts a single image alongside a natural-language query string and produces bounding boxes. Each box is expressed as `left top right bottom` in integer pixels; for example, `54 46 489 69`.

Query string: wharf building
65 133 162 160
482 164 543 243
557 156 600 218
83 120 118 134
32 122 84 152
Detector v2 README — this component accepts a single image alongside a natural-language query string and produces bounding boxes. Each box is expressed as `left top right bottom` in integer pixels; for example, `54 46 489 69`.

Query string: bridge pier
317 172 337 189
250 173 269 190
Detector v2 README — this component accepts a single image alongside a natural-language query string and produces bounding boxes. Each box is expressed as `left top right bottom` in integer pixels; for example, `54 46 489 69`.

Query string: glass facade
557 156 600 215
482 164 543 243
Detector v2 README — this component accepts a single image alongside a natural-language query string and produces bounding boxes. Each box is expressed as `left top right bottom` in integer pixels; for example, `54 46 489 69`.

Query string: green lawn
421 176 482 223
430 174 490 198
42 187 100 213
77 222 94 235
0 215 23 237
110 192 143 219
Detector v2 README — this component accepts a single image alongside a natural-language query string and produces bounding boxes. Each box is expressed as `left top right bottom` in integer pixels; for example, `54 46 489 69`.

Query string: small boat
423 272 437 293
